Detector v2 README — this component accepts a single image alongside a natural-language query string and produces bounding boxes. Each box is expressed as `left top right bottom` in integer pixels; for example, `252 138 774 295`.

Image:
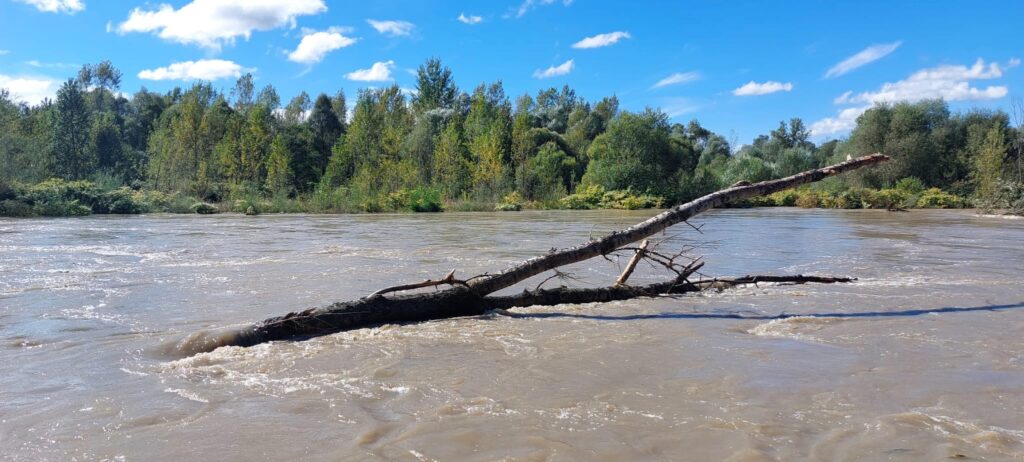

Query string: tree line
2 58 1022 215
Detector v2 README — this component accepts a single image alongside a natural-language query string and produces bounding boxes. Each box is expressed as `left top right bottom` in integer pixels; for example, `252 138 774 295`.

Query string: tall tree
413 58 457 113
307 93 343 177
283 91 311 125
231 73 255 113
52 80 93 179
265 134 293 196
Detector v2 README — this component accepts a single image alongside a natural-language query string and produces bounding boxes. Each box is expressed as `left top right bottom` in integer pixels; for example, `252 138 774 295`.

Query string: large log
176 154 888 355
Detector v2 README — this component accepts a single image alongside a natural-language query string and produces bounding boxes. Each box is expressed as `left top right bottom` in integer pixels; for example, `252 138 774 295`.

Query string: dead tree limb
176 154 888 355
615 240 649 286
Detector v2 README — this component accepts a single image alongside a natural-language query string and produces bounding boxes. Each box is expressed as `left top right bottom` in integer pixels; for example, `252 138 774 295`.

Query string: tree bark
176 154 888 356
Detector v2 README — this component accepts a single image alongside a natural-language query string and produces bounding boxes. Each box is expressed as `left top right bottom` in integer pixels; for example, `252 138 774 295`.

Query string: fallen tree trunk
177 154 888 355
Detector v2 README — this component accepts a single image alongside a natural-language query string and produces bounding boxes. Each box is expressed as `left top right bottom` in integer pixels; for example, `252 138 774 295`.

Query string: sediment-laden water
1 209 1022 461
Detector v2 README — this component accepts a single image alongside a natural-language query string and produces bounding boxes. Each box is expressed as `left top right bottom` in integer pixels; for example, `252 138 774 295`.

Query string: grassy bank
4 177 1021 218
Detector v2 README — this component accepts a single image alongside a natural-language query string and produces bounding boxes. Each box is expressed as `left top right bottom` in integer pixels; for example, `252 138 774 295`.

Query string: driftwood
177 154 889 355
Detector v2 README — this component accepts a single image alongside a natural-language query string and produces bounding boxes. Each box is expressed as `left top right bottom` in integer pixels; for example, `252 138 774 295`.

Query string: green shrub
770 189 800 207
560 185 604 210
495 192 524 211
191 202 219 214
0 199 35 217
794 190 824 208
835 188 876 209
895 177 926 194
866 189 904 209
916 188 964 208
35 200 91 216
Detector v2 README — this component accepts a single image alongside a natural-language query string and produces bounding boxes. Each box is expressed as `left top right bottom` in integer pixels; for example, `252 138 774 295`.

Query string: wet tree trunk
177 154 888 355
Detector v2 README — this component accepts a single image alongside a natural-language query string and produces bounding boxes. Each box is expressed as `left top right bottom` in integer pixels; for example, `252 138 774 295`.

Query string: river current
1 209 1022 461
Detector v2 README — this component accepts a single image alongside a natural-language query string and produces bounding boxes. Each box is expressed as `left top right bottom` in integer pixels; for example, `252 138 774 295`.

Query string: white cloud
25 60 77 69
457 13 483 24
825 41 901 78
811 58 1013 136
138 59 251 81
0 50 11 56
835 58 1007 105
652 71 701 89
0 74 59 105
13 0 83 14
1008 57 1021 68
116 0 326 51
661 98 700 118
346 61 395 81
367 19 414 37
809 106 868 138
288 27 357 64
572 31 630 49
533 59 574 79
514 0 573 18
732 81 793 96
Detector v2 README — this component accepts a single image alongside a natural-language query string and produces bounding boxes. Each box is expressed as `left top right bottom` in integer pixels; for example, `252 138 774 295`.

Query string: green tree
432 117 471 198
582 109 681 197
413 58 457 113
53 79 94 179
265 134 293 195
972 123 1009 202
283 91 311 125
307 93 343 181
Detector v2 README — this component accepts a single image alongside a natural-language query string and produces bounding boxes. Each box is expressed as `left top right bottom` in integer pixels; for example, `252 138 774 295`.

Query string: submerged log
178 154 888 355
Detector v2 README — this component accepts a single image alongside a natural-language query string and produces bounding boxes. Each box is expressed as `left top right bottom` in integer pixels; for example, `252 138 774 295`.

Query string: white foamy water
1 209 1023 460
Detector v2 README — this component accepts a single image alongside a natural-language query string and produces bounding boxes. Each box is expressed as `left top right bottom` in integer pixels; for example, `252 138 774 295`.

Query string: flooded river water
1 209 1023 461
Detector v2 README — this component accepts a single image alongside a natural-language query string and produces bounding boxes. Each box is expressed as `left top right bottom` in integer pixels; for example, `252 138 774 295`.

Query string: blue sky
1 0 1021 145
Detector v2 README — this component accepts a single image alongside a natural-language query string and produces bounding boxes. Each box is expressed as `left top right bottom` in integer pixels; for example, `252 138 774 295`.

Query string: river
1 209 1022 461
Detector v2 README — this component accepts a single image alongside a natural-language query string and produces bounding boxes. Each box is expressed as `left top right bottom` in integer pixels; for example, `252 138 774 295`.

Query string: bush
495 192 524 211
895 177 926 194
383 187 442 213
35 200 92 216
770 189 800 207
794 190 824 208
0 199 35 217
560 185 605 210
916 188 965 208
834 188 876 209
867 189 910 209
191 202 219 214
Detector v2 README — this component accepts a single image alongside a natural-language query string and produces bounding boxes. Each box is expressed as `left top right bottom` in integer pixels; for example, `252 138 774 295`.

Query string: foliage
191 202 219 214
495 192 524 211
1 59 1019 217
559 185 663 210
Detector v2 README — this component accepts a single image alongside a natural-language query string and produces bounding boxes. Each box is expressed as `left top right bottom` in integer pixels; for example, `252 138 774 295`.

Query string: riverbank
4 177 1021 218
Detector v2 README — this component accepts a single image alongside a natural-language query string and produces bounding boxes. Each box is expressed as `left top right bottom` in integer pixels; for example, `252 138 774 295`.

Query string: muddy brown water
1 209 1023 461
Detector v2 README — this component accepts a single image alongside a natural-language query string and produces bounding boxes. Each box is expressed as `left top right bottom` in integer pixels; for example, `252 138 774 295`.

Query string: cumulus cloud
367 19 414 37
0 74 59 105
13 0 83 14
457 13 482 24
732 81 793 96
811 58 1012 136
346 61 395 81
572 31 630 49
825 41 901 78
116 0 326 51
288 27 357 64
138 59 251 81
533 59 574 79
652 71 701 89
514 0 573 17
